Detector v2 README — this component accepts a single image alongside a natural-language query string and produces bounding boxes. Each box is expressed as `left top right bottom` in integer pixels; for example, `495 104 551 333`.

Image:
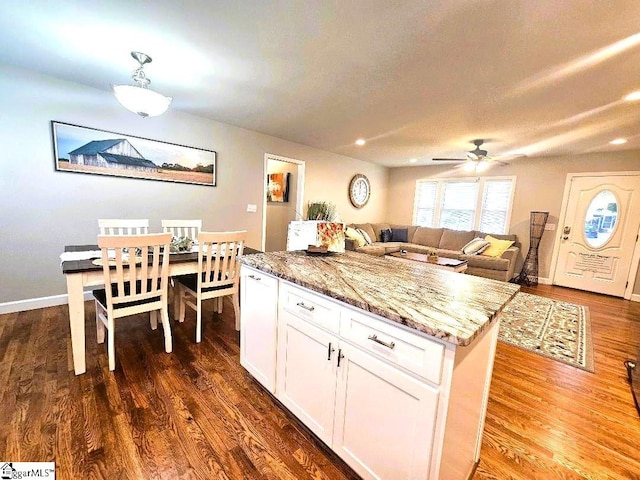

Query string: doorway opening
262 154 305 252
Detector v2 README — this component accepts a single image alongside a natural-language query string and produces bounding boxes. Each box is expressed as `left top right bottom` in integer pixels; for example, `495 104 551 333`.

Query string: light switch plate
246 204 257 213
545 223 556 230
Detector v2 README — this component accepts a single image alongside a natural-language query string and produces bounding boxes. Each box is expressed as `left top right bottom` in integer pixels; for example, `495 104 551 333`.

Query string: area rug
498 292 594 372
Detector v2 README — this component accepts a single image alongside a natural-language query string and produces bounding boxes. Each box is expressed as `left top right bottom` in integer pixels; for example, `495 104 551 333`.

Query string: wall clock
349 174 371 209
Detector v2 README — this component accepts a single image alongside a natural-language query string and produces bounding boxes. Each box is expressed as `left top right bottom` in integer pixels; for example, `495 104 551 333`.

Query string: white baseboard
631 294 640 303
0 291 94 314
537 276 552 285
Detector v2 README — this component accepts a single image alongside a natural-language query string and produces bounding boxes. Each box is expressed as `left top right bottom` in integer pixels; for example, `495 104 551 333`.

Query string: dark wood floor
1 285 639 479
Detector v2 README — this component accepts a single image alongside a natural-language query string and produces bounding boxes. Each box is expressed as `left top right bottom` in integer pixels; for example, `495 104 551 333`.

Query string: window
479 179 514 233
440 182 478 230
413 176 516 233
414 181 437 226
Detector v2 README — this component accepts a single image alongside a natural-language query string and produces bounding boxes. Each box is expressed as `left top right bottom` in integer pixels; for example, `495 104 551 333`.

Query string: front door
554 174 640 297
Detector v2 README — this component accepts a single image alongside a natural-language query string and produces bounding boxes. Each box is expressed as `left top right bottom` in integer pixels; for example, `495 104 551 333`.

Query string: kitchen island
239 251 519 480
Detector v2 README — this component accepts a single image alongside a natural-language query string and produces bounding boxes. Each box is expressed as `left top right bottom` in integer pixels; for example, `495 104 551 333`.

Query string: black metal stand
515 211 549 286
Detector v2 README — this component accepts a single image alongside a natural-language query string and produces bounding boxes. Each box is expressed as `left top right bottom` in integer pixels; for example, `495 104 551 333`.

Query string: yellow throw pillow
481 235 514 257
345 227 366 248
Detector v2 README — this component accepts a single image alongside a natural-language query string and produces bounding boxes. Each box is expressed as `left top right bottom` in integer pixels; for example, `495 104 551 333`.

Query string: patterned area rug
498 292 594 372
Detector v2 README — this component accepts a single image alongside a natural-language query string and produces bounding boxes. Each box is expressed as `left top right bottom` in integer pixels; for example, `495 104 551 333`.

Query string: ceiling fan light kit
112 51 172 118
432 139 514 169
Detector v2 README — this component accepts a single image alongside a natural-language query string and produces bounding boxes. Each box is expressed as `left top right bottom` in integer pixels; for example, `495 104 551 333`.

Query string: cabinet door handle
296 302 315 312
248 275 261 281
327 342 335 360
368 334 396 350
337 349 344 367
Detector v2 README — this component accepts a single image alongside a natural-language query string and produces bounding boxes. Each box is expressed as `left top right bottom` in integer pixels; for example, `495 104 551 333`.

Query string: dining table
61 244 260 375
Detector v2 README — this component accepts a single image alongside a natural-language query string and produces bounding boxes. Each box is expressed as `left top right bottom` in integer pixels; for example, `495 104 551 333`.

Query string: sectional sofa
345 223 520 282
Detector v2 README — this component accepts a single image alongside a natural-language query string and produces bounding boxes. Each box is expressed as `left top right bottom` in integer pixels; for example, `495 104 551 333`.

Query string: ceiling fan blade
432 158 466 162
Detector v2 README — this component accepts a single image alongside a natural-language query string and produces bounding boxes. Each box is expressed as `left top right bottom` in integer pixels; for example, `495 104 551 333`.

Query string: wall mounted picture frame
52 121 216 186
267 172 290 202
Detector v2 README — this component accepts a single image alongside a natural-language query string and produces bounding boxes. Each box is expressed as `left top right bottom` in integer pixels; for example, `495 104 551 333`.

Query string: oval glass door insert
584 189 618 248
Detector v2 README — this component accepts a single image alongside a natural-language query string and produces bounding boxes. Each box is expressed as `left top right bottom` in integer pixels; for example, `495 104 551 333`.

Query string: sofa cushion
356 245 386 256
412 227 444 247
380 229 392 242
434 248 464 260
391 224 418 243
371 223 392 242
345 227 367 247
475 231 520 248
460 253 510 271
462 237 491 255
481 235 515 257
390 228 408 242
439 229 475 251
357 242 402 255
352 223 376 243
356 228 373 244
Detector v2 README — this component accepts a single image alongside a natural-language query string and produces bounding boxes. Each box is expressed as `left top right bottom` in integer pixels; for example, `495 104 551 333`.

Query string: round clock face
349 174 370 208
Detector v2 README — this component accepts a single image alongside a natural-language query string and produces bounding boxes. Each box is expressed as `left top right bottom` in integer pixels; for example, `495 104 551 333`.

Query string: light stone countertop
240 251 520 346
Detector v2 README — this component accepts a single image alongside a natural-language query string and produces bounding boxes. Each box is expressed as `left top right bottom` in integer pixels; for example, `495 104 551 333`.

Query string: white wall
0 64 388 304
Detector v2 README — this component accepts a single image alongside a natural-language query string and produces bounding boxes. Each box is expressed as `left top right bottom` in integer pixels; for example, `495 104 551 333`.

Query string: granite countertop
240 251 520 346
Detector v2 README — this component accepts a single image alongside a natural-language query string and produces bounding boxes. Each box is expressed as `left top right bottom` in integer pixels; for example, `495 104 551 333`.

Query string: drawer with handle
340 306 445 385
279 282 341 333
242 268 278 290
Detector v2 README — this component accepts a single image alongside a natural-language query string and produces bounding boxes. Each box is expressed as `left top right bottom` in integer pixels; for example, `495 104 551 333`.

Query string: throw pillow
390 228 408 242
345 227 366 248
380 229 392 243
462 237 491 255
356 228 373 245
481 235 515 257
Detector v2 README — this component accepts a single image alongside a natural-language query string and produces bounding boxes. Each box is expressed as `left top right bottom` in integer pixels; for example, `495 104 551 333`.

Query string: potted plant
306 201 337 221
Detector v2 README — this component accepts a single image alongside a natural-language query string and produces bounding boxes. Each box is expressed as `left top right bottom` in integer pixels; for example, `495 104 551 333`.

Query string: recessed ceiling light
409 158 418 163
610 138 627 145
355 138 366 146
624 91 640 101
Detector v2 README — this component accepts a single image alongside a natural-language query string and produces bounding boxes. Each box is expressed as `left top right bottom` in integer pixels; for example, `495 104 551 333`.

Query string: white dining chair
98 219 149 235
176 230 247 342
162 219 202 240
93 233 173 371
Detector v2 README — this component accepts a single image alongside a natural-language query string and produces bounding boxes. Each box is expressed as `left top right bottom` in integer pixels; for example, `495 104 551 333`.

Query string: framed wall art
267 172 290 202
52 121 216 186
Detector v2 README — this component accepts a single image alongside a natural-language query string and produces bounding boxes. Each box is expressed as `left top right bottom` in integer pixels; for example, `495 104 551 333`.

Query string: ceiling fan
433 139 511 172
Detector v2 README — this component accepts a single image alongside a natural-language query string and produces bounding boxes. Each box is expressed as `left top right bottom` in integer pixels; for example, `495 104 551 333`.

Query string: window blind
479 180 513 233
414 181 437 226
439 182 478 231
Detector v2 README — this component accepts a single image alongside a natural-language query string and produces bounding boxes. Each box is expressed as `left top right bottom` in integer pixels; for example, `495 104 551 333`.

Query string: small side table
515 211 549 286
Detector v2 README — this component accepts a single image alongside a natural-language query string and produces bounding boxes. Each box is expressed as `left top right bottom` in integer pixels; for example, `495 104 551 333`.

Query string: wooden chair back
99 219 150 235
162 219 202 240
196 231 247 298
97 233 172 319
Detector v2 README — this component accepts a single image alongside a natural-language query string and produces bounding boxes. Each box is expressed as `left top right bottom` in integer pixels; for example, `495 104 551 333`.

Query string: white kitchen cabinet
276 310 339 445
239 266 278 393
333 342 440 480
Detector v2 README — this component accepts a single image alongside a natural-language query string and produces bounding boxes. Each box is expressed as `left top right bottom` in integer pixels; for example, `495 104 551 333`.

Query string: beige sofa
346 223 520 282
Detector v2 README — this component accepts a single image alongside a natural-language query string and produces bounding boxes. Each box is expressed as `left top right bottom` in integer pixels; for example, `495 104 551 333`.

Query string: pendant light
112 51 172 118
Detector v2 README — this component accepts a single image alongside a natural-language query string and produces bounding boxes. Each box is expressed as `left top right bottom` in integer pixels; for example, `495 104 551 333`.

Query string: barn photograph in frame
52 121 216 186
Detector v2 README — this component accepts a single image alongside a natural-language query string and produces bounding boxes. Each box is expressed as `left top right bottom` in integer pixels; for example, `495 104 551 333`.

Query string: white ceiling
2 0 640 167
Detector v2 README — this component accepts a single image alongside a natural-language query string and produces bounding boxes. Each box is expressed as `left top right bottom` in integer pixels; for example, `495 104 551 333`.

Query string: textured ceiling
2 0 640 167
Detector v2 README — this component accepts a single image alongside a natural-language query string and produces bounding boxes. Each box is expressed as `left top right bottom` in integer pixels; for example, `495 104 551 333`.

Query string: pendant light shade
113 84 172 117
113 51 172 118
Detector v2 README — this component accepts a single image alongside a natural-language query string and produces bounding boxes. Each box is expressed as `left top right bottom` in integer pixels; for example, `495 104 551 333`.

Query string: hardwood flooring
0 285 639 479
